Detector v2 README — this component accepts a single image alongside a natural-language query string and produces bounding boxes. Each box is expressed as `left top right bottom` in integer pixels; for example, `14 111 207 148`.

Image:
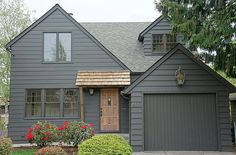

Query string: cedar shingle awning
75 71 130 86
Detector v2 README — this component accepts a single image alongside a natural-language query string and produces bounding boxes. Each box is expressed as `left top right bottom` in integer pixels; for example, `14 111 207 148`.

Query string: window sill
24 117 80 120
42 62 73 64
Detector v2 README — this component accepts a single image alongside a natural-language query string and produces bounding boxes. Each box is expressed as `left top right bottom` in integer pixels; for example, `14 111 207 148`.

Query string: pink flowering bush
26 121 58 147
58 121 95 147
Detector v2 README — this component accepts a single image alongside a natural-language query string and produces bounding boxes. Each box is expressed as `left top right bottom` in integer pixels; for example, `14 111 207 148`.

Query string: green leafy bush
0 137 12 155
36 146 66 155
78 134 132 155
58 121 95 147
0 119 6 131
26 121 58 147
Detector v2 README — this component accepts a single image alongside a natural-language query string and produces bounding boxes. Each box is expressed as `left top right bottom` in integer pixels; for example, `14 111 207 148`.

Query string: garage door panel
144 94 217 151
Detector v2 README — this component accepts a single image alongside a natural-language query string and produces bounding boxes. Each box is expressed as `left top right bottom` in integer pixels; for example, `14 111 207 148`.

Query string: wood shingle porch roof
75 71 130 86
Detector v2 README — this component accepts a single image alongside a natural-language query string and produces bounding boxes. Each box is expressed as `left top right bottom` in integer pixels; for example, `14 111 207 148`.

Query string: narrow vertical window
45 89 60 117
152 34 164 52
63 89 79 117
44 33 57 62
166 34 177 51
26 89 41 117
59 33 71 62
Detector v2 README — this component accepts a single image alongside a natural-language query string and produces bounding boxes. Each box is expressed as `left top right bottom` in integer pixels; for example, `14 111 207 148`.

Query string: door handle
100 108 102 116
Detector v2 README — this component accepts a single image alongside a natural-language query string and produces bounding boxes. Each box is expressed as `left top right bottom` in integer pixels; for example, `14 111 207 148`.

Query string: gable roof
81 22 162 72
5 4 130 71
123 44 236 94
138 15 167 41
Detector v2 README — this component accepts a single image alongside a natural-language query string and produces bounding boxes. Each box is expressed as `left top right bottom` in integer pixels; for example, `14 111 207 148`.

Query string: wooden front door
100 88 119 132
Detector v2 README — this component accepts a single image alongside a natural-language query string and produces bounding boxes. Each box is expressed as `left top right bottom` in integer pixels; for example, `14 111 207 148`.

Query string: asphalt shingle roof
81 22 162 72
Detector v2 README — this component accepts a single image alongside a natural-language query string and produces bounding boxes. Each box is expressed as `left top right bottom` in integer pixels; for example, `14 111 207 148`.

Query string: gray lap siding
130 51 232 151
9 9 127 143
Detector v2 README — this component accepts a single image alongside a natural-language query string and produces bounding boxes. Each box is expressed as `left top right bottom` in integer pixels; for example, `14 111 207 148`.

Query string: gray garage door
144 94 218 151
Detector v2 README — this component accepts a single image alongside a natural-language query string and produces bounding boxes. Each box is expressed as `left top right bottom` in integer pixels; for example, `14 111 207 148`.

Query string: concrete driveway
133 151 236 155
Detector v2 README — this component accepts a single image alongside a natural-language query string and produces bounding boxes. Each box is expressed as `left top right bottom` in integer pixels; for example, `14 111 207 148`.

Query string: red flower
81 125 87 129
43 137 48 141
28 127 33 132
64 121 68 126
26 132 34 141
89 123 94 127
45 132 50 135
58 126 64 131
45 124 50 128
34 125 40 130
41 148 46 154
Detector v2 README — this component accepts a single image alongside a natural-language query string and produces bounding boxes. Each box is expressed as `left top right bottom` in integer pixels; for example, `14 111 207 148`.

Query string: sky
23 0 161 22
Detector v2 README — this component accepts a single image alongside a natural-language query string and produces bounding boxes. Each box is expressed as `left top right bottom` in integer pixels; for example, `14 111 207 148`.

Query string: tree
0 0 34 103
156 0 236 77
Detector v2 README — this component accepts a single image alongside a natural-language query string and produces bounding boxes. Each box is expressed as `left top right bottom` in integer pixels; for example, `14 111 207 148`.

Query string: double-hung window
63 89 79 117
25 88 79 118
152 34 177 53
44 33 71 62
45 89 60 117
26 89 41 117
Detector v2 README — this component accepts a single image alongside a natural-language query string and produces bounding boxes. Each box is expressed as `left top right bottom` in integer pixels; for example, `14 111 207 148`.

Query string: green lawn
12 149 35 155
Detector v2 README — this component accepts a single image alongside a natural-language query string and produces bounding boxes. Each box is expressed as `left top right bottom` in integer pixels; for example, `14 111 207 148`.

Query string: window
166 34 177 51
26 89 41 117
25 88 80 118
45 89 60 117
44 33 56 62
44 33 71 62
152 34 177 53
63 89 79 117
153 34 164 52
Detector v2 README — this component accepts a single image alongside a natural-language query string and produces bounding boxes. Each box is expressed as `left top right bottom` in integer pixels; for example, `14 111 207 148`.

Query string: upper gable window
44 33 71 62
152 34 177 53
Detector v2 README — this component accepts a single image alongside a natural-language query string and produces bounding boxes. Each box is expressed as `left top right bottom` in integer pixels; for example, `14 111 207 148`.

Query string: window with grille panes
45 89 60 117
152 34 164 52
63 89 79 117
166 34 177 51
26 89 41 117
152 34 177 53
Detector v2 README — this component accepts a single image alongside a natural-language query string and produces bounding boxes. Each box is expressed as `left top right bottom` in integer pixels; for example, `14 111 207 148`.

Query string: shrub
58 121 95 147
26 121 58 147
78 134 132 155
0 137 12 155
0 119 6 131
36 146 66 155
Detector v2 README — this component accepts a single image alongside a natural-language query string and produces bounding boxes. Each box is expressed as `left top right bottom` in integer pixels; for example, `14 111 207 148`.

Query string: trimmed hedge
78 134 132 155
0 137 12 155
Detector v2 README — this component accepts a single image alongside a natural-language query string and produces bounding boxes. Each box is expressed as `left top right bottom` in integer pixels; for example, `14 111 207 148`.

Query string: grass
217 70 236 87
11 149 35 155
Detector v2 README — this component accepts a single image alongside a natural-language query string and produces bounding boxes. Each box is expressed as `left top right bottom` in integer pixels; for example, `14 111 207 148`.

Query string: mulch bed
13 146 78 155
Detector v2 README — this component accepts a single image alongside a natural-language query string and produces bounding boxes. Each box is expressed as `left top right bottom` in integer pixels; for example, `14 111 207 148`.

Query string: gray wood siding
120 92 129 133
143 18 183 56
144 94 217 151
9 9 126 143
130 50 232 151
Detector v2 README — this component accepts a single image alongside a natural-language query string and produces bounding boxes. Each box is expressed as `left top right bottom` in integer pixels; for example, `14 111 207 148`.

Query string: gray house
5 4 236 151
